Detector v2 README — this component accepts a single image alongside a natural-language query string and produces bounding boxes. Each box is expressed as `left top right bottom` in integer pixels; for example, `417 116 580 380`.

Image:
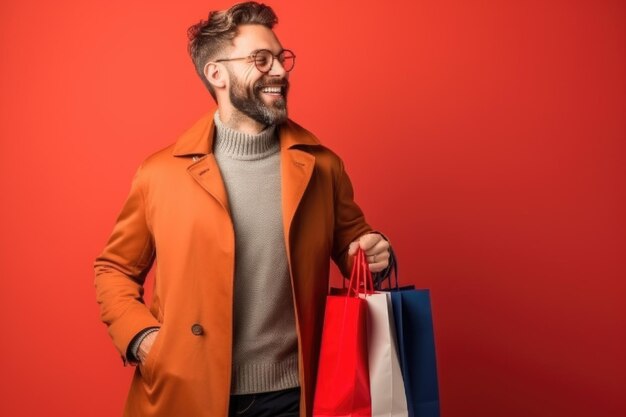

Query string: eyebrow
249 48 285 55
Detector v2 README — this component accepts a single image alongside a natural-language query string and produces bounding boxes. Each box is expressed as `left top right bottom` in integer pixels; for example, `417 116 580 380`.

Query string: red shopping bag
313 249 373 417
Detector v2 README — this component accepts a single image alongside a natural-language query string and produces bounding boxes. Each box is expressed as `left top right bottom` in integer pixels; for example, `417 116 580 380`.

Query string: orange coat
94 112 372 417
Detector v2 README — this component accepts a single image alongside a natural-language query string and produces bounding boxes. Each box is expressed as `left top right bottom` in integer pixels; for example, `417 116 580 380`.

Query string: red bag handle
346 248 374 297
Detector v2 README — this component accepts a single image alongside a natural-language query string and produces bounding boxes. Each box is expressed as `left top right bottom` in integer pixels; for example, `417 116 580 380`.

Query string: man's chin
261 95 286 108
265 103 288 124
267 112 288 125
232 96 288 125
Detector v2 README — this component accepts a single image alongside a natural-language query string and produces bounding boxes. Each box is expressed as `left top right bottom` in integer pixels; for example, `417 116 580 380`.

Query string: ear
204 62 227 90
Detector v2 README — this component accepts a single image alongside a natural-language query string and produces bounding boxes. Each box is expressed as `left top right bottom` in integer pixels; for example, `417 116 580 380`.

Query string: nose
267 57 286 77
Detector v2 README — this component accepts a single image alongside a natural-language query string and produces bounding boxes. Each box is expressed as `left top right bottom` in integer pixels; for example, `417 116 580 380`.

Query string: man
94 2 391 417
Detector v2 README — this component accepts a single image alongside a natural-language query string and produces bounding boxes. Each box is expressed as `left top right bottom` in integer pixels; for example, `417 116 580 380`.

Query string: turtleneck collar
213 111 279 161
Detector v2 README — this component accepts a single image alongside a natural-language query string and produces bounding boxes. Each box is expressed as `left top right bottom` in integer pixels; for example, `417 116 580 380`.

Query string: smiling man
94 2 390 417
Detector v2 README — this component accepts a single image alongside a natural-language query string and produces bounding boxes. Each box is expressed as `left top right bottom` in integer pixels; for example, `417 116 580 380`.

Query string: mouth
257 83 288 98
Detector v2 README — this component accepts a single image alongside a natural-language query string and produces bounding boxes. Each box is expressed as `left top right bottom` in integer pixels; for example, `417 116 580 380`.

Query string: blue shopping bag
376 249 440 417
389 287 440 417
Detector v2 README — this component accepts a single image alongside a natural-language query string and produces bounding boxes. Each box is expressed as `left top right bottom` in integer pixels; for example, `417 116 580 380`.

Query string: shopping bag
377 251 440 417
313 249 372 417
389 288 440 417
367 290 409 417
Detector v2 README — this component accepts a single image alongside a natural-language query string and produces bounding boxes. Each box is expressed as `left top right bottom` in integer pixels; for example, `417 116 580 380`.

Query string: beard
228 72 289 126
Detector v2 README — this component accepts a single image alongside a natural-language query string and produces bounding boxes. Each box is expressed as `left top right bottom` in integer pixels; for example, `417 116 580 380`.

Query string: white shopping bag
367 292 409 417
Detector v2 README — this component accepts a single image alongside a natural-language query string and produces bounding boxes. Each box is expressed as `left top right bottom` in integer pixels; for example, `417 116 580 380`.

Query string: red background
0 1 624 416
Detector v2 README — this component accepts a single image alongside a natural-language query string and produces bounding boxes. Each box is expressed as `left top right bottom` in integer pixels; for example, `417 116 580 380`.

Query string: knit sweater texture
213 112 299 394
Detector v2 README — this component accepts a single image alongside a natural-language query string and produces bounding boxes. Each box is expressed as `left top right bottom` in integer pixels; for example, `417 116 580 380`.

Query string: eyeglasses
215 49 296 73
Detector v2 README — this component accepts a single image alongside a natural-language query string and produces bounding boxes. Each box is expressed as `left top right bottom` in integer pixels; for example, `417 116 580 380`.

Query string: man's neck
217 106 267 135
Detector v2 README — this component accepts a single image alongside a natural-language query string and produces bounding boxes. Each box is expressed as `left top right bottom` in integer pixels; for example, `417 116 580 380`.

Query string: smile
260 86 284 95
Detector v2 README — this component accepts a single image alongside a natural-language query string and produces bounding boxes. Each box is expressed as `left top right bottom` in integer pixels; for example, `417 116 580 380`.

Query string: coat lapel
281 148 315 247
188 155 230 213
278 121 320 254
172 112 230 213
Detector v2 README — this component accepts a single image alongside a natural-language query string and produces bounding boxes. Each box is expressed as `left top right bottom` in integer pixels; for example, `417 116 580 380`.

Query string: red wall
0 1 624 416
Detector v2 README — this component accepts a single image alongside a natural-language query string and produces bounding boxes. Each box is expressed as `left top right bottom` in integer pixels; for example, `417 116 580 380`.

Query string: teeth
262 87 282 94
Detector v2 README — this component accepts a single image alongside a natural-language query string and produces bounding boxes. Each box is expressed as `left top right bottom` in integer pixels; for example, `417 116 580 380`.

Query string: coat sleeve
94 164 160 363
331 158 372 277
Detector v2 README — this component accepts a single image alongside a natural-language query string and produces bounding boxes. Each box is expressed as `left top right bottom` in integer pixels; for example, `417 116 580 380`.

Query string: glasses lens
254 50 273 72
279 50 295 72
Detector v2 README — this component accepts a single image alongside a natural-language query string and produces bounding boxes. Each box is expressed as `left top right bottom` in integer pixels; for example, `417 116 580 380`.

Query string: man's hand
137 330 159 365
348 233 390 273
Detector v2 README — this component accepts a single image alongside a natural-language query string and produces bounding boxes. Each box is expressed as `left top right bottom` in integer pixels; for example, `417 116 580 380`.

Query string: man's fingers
348 241 360 256
350 234 390 263
365 239 390 256
366 250 390 263
358 233 382 252
346 233 391 273
362 235 390 272
368 261 389 273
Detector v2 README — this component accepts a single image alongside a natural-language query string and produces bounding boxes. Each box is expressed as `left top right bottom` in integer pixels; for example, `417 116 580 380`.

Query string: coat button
191 323 204 336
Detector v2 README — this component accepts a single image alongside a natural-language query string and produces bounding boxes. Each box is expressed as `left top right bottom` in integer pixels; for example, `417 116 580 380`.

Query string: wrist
128 326 160 364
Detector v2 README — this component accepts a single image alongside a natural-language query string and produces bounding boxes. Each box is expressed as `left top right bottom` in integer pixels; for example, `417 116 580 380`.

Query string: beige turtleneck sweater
213 112 299 395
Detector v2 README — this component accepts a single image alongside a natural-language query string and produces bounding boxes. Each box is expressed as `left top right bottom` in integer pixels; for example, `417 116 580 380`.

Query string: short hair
187 2 278 100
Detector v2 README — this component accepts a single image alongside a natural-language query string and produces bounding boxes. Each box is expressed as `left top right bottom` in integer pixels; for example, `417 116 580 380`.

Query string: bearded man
94 2 391 416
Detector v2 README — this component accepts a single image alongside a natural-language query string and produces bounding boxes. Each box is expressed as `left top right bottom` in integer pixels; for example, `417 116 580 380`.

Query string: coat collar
172 111 321 157
174 111 321 246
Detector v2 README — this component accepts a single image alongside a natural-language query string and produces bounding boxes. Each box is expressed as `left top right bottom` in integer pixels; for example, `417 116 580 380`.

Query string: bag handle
376 245 399 291
346 248 374 297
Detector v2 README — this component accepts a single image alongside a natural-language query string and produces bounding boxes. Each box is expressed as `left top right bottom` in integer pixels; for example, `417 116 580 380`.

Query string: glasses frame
214 49 296 74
